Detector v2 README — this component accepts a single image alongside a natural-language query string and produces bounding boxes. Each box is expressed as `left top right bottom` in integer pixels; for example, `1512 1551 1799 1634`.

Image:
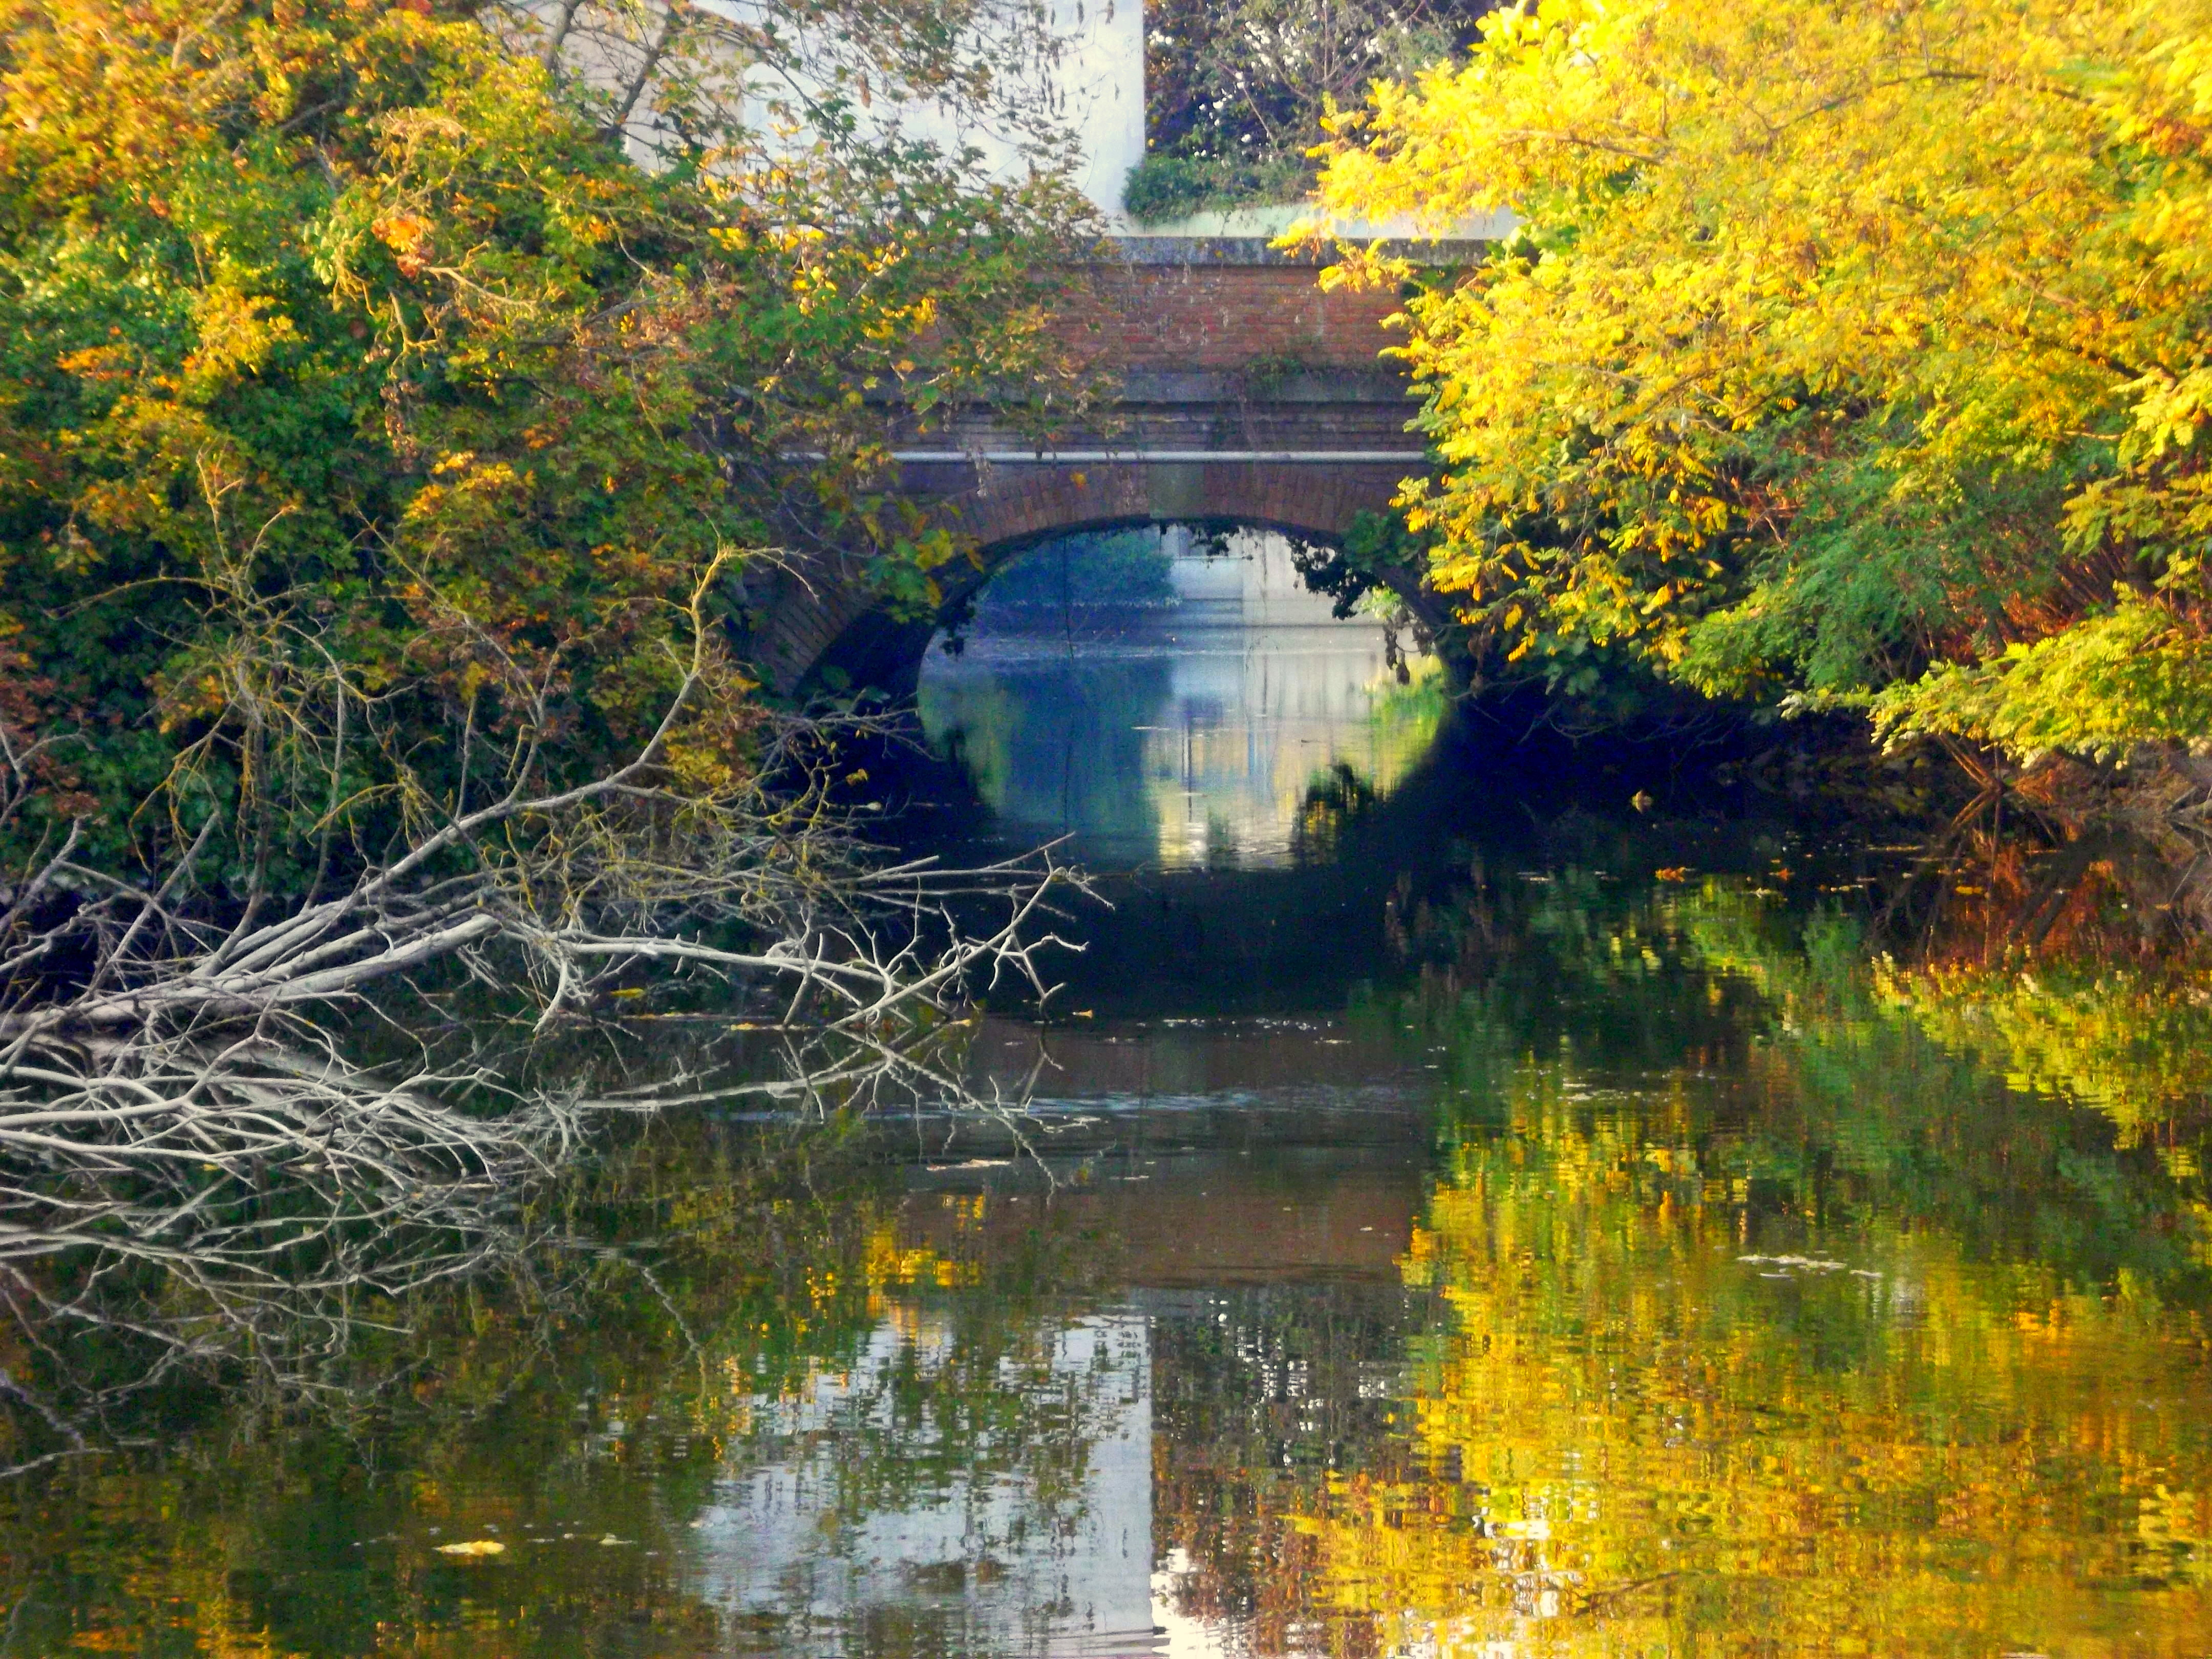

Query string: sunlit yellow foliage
864 1222 984 1302
1877 959 2212 1147
1316 0 2212 758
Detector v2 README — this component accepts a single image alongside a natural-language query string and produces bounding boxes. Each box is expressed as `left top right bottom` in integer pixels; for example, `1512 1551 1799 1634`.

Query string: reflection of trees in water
1291 762 1382 865
0 1123 1141 1656
1254 871 2212 1653
1121 870 2206 1653
0 831 1090 1483
0 1118 869 1652
1289 1067 2212 1650
1385 867 2212 1286
920 656 1174 855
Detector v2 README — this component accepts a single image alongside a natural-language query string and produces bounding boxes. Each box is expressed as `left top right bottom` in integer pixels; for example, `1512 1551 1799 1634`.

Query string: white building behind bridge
692 0 1508 241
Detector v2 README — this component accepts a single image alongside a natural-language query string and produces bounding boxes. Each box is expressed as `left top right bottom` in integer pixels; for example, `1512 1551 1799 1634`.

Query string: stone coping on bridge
1107 202 1515 263
1107 232 1496 267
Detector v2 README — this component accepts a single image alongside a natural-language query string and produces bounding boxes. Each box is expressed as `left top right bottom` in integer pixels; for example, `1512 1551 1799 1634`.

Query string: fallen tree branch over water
1 551 1084 1121
0 813 1086 1466
0 558 1091 1465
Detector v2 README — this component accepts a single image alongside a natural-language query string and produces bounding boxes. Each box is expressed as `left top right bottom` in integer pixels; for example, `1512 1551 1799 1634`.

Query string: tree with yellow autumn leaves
1317 0 2212 769
0 0 1095 883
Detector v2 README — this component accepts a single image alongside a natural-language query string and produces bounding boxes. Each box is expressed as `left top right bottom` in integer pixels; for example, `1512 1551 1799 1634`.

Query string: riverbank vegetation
0 0 1102 1437
1314 0 2212 841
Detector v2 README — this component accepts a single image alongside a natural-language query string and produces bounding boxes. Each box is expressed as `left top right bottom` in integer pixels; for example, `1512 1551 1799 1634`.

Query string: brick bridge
741 236 1485 698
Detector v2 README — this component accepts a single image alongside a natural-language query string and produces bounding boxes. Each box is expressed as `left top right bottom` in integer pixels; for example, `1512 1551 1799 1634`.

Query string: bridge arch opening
910 521 1447 871
793 463 1414 703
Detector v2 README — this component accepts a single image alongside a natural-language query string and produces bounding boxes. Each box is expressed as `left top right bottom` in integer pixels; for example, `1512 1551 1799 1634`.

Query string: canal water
6 538 2212 1656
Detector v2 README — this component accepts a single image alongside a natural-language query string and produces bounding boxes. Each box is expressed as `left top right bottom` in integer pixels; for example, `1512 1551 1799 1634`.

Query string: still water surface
8 562 2212 1657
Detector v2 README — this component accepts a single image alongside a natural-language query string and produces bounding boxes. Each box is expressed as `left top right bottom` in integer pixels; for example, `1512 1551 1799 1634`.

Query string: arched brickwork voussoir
950 458 1407 554
760 457 1414 701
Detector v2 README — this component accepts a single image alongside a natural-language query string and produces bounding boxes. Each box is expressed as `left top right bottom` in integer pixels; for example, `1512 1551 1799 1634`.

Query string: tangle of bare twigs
0 559 1093 1472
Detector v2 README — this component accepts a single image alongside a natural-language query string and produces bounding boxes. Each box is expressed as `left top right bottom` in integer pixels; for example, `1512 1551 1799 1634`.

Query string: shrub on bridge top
1121 155 1310 223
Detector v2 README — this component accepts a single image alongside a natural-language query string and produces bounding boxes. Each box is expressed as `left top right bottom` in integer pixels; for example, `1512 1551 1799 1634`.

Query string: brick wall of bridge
747 239 1488 697
1076 260 1403 372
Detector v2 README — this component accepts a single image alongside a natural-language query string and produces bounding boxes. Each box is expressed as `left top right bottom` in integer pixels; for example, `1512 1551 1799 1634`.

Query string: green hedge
1121 154 1310 224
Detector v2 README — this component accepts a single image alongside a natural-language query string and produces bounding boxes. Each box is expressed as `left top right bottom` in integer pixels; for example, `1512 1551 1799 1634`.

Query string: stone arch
752 458 1419 698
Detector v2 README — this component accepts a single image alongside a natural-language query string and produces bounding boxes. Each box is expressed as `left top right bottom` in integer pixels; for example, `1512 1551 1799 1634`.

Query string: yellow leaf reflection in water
1292 1065 2212 1656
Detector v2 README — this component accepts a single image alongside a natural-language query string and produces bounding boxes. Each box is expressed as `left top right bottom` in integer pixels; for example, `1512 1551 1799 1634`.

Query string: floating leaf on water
435 1540 506 1557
